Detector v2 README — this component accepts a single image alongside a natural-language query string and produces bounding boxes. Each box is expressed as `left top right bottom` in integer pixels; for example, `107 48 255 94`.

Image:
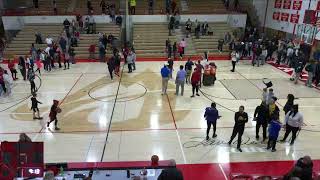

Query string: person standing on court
283 94 295 115
228 105 248 152
107 55 116 80
267 111 281 152
18 56 27 80
184 58 194 84
280 104 303 145
230 50 237 72
254 102 268 141
161 64 170 95
175 65 186 96
204 102 220 140
190 68 201 98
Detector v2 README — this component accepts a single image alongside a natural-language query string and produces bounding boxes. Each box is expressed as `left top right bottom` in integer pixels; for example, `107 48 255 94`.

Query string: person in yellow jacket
130 0 136 15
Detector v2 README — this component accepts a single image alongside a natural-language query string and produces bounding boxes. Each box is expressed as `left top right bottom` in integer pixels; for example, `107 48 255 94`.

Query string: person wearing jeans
280 105 303 145
305 61 315 88
175 65 186 96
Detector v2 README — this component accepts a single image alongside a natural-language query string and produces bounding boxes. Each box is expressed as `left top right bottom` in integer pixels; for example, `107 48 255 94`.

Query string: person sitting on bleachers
283 155 313 180
35 32 43 44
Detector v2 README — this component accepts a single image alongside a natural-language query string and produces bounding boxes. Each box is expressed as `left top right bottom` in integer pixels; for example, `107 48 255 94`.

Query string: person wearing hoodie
283 155 313 180
283 94 295 115
47 100 61 130
267 111 281 152
281 104 303 145
254 102 268 141
204 103 221 140
190 68 201 98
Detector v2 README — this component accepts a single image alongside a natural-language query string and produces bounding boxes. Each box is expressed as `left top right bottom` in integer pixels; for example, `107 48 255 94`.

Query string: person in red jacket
191 68 201 97
88 44 96 60
47 100 61 130
8 59 18 80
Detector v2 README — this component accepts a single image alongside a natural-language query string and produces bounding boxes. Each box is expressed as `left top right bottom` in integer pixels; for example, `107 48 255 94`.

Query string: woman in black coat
283 94 295 115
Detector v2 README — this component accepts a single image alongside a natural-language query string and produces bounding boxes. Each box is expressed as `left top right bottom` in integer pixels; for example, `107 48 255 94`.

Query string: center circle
88 81 147 102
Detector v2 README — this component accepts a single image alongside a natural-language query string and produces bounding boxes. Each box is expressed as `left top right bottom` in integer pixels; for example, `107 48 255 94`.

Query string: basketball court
1 60 320 166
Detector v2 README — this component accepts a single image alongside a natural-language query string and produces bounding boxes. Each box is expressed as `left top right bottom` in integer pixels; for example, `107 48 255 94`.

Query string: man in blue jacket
161 64 171 95
204 103 220 140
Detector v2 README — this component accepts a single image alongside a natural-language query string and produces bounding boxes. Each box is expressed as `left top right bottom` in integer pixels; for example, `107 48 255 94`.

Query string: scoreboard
0 142 44 179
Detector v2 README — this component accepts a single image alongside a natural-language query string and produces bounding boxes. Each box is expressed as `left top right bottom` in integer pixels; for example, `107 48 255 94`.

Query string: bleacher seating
4 24 63 58
75 0 120 15
31 0 72 15
133 23 177 57
75 24 121 59
191 23 232 55
184 0 228 14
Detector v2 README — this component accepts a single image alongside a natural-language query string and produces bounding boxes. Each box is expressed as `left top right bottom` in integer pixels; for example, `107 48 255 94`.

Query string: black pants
282 124 299 144
108 66 114 79
20 69 26 80
231 61 236 71
128 63 133 72
229 125 245 149
64 59 70 69
10 69 17 79
0 82 6 93
218 44 223 51
30 81 36 93
207 121 217 137
267 137 277 150
48 117 58 127
130 6 135 15
192 84 199 95
256 121 267 140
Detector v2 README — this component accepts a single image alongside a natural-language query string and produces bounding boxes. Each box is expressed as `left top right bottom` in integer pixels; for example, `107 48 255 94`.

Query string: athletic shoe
237 148 242 152
206 136 209 140
55 127 60 130
212 134 217 138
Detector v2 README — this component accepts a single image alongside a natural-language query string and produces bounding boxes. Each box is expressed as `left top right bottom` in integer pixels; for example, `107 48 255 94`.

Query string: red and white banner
290 14 300 23
281 12 290 21
282 0 292 9
304 10 317 24
274 0 282 8
273 12 281 20
292 0 302 10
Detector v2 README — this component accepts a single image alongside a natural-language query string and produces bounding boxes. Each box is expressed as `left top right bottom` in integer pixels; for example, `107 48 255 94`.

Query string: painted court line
218 164 228 180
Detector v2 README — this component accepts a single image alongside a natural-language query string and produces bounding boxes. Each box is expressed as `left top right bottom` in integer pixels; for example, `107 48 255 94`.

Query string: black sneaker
55 127 60 131
196 94 200 96
212 134 217 138
190 95 195 98
271 149 276 152
237 148 242 152
228 141 231 145
206 136 209 140
47 122 50 127
256 135 259 139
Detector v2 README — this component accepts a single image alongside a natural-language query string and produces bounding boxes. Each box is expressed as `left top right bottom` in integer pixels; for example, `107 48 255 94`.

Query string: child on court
47 100 61 130
30 93 42 119
267 111 282 152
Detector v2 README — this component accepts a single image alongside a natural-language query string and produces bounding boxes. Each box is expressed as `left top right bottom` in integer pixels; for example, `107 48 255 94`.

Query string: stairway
133 23 177 57
175 28 197 56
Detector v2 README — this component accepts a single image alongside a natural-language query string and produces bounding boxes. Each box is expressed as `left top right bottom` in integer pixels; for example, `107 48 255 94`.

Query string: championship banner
292 0 302 10
274 0 282 8
281 12 290 21
273 12 281 20
290 14 300 23
282 0 292 9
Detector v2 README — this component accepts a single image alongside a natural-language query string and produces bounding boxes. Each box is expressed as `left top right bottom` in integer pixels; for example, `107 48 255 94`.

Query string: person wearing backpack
305 60 315 88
